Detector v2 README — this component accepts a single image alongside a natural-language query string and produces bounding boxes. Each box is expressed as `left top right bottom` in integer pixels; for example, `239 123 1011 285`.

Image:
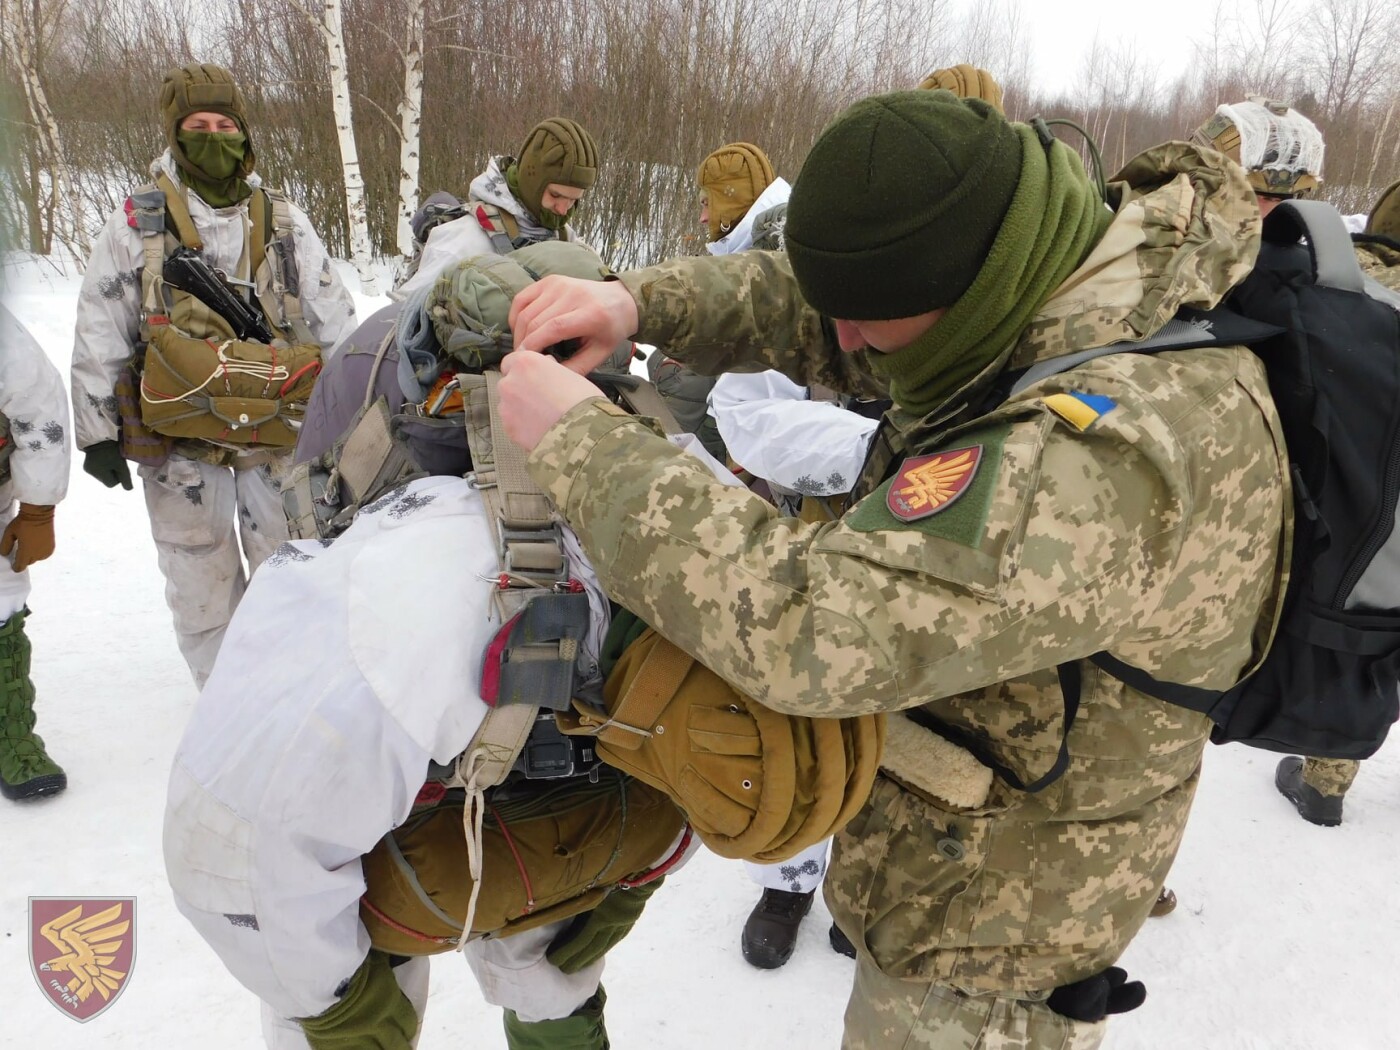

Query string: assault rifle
163 247 277 344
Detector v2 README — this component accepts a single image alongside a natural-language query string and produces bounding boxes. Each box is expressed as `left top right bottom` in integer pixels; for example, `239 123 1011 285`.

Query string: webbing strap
904 661 1082 794
595 372 682 435
249 189 268 284
485 370 553 529
262 190 318 347
474 203 517 256
457 703 539 793
156 173 203 250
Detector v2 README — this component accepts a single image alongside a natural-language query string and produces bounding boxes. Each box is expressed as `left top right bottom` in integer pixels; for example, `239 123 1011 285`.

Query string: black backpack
948 200 1400 793
1088 200 1400 762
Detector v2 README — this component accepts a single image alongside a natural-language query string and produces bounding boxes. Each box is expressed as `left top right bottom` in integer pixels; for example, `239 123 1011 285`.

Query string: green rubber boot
503 987 608 1050
0 610 66 801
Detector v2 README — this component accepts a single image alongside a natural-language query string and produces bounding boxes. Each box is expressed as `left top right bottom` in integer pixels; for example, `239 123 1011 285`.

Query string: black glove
82 441 133 490
1046 966 1146 1023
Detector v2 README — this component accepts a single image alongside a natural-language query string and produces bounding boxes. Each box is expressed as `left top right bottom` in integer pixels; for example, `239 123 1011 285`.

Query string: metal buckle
497 521 569 586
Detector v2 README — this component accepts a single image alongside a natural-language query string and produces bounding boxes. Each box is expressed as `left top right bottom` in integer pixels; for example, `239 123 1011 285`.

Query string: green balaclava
784 90 1111 415
507 118 599 230
159 63 255 208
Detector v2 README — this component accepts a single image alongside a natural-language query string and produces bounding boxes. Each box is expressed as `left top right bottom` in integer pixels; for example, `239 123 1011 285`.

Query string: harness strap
264 189 317 345
903 661 1082 794
594 372 682 435
155 172 204 250
474 203 518 256
485 369 554 529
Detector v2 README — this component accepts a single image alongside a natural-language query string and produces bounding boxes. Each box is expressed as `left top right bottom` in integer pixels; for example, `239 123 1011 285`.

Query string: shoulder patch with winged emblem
846 425 1007 544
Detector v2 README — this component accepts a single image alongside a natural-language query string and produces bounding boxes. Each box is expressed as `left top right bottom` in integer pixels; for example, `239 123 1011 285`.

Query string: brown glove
1 503 56 572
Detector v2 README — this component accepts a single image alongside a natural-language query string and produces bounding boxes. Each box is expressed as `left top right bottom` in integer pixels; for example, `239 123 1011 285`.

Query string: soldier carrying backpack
70 63 358 688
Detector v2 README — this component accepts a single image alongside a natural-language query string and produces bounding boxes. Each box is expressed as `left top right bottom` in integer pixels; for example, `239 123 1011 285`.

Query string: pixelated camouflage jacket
533 137 1287 767
528 143 1291 988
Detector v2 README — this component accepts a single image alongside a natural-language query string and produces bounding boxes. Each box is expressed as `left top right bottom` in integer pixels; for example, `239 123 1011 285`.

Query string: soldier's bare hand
509 276 638 375
498 351 607 451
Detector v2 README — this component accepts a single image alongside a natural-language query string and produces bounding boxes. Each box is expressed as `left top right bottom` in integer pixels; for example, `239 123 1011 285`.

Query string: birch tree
1 0 90 262
349 0 427 263
291 0 379 294
393 0 425 260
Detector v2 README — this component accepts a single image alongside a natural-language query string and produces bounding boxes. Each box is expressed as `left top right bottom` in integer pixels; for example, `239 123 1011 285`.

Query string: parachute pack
123 173 321 454
1001 200 1400 781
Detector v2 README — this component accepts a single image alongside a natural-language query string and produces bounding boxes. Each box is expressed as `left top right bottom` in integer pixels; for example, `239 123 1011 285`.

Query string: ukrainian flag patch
1042 391 1116 431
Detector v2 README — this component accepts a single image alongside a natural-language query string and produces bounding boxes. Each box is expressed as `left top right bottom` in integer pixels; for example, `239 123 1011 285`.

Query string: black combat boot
1275 756 1344 827
741 888 814 969
828 921 857 958
0 610 66 801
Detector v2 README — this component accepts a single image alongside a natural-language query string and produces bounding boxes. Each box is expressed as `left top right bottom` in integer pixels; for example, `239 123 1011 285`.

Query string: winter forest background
3 0 1400 289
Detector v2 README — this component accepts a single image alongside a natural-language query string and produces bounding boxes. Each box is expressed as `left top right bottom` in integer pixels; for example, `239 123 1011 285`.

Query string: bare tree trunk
395 0 425 260
294 0 380 294
2 0 90 263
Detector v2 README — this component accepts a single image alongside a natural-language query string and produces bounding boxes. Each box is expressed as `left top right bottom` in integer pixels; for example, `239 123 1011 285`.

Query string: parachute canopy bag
1096 200 1400 759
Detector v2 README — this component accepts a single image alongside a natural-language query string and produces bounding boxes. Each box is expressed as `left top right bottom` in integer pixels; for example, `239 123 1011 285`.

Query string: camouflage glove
81 441 133 491
1 504 55 572
297 951 418 1050
1046 966 1146 1023
546 878 664 975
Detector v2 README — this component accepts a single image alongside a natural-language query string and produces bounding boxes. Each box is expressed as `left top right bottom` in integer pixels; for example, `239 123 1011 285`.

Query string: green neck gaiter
175 130 252 208
506 162 571 231
868 125 1112 417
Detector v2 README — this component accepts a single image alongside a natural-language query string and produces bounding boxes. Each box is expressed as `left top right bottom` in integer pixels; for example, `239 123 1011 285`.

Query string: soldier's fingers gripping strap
558 627 886 863
481 591 592 711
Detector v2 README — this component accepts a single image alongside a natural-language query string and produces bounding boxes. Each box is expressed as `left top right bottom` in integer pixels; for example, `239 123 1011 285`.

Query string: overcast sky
1011 0 1225 97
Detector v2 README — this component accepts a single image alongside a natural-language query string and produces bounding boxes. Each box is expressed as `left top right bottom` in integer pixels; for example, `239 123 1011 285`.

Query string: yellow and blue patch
1041 391 1117 432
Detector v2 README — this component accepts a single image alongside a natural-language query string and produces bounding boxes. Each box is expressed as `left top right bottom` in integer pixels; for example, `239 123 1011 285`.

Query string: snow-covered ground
2 255 1398 1049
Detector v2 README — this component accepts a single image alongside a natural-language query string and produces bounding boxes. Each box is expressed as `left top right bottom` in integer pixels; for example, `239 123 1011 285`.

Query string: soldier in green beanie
495 89 1286 1047
396 117 601 297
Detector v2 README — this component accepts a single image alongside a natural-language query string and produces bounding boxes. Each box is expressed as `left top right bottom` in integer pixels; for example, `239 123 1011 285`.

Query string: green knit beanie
784 90 1022 320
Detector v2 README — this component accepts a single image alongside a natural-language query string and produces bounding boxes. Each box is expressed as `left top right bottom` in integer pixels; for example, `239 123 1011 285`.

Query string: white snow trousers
260 918 602 1047
745 839 830 894
138 452 290 687
0 485 30 622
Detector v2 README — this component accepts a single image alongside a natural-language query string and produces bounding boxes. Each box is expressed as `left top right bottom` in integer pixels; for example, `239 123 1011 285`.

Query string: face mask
538 204 573 232
176 130 247 181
